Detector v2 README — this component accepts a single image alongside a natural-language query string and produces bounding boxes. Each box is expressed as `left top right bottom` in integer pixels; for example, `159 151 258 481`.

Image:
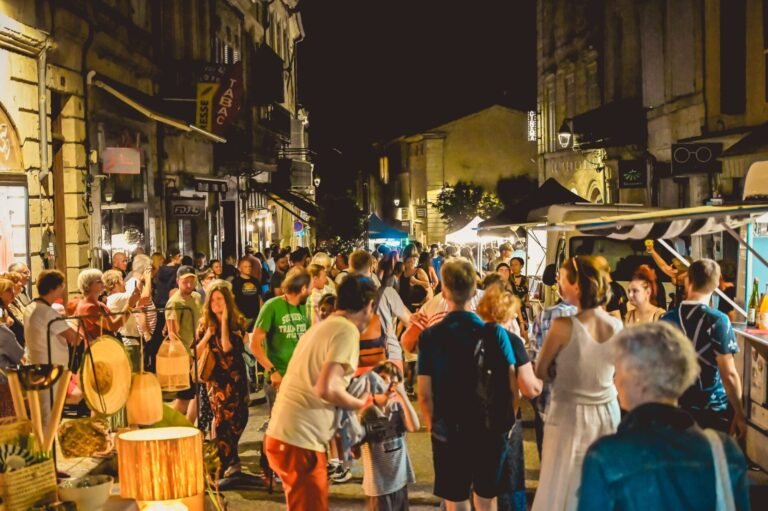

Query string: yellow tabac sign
196 83 218 133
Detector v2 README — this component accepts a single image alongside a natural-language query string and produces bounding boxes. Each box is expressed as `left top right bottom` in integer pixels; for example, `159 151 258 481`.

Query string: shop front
0 105 29 272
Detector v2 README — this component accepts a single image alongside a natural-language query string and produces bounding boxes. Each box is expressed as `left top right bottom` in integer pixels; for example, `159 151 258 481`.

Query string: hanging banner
196 61 243 136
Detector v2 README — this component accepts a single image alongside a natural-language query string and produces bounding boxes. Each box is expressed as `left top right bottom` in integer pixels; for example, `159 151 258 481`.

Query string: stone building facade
538 0 768 209
0 0 312 293
374 105 538 245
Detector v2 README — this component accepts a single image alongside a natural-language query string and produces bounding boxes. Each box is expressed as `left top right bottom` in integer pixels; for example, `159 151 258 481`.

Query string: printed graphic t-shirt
232 275 261 321
254 296 308 375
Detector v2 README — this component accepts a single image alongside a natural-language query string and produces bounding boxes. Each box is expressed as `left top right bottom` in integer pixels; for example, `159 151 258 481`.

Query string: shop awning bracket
87 71 226 144
266 193 305 221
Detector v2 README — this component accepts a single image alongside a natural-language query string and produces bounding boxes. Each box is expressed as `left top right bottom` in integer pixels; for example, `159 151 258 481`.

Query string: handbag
195 344 216 383
702 429 736 511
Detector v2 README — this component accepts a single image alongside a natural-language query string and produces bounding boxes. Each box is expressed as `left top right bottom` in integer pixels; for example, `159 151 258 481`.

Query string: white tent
446 216 483 244
446 216 507 244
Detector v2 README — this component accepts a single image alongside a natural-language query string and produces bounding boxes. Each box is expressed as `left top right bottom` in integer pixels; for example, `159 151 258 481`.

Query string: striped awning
547 204 768 239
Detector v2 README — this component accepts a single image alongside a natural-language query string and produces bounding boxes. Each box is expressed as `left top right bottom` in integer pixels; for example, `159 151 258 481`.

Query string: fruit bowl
58 475 113 511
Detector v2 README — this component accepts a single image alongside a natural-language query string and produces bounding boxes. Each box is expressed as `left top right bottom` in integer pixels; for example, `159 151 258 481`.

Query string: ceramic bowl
58 475 113 511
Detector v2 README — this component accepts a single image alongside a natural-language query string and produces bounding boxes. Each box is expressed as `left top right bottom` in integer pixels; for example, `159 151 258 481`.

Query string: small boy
360 362 420 510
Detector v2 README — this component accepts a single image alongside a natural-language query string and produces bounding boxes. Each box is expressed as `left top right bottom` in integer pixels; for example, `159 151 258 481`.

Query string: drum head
80 335 131 416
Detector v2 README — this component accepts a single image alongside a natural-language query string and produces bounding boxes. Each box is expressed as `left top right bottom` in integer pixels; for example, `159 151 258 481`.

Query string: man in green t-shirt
165 265 202 416
250 267 310 412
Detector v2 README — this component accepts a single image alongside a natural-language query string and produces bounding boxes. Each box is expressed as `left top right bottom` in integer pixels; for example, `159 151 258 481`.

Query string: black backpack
474 323 516 433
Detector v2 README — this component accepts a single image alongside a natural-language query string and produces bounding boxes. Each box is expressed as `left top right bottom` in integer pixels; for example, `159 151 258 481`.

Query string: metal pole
656 238 746 318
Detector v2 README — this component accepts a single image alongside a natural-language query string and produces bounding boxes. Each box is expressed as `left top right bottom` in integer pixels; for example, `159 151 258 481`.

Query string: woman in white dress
532 256 623 511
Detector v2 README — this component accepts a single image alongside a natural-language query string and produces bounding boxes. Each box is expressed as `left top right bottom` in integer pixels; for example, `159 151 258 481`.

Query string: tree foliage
496 175 539 208
314 193 364 250
432 181 504 230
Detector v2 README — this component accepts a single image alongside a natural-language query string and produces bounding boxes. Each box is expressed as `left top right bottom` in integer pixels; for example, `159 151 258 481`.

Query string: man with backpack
418 258 518 511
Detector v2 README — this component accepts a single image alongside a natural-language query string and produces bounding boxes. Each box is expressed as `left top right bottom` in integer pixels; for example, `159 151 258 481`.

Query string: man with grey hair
578 322 749 510
112 251 128 277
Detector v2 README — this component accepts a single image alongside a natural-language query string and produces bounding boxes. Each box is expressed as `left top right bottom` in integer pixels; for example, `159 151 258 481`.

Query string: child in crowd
306 263 329 325
318 293 336 321
359 362 420 510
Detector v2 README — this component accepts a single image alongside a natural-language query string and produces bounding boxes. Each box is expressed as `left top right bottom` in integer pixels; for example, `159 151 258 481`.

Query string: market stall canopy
479 178 587 229
547 203 768 240
446 216 510 243
368 214 408 239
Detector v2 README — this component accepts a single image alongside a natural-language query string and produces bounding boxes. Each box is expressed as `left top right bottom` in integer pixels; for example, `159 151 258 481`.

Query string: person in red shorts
264 275 376 510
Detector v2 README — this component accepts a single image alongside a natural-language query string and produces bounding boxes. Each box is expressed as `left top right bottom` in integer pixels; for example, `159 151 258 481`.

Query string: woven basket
0 458 57 511
0 418 31 446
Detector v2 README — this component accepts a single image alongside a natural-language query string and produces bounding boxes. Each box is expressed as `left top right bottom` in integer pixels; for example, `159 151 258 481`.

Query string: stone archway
587 180 604 204
0 104 23 172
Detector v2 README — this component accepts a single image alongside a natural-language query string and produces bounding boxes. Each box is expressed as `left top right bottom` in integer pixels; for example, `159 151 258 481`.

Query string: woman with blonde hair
532 256 623 511
476 284 543 509
74 268 139 342
0 278 24 417
0 278 24 346
196 281 249 479
625 265 666 325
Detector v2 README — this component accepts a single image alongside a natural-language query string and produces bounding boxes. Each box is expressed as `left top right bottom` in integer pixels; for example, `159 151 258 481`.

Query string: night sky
297 0 537 190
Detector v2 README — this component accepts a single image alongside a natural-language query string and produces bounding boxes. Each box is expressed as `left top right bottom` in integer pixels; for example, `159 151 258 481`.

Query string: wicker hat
80 335 132 416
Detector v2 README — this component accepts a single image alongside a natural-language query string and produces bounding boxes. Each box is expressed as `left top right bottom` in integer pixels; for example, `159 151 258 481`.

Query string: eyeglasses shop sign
170 199 206 218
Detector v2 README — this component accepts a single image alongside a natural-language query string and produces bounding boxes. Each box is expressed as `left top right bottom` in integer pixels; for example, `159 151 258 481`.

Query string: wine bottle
748 277 759 327
760 284 768 329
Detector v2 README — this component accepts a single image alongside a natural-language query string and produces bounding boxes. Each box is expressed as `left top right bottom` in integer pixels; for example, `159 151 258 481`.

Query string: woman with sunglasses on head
532 256 623 511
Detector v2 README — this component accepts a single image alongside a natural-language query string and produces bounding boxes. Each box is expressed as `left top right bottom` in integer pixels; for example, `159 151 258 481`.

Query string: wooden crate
0 458 57 511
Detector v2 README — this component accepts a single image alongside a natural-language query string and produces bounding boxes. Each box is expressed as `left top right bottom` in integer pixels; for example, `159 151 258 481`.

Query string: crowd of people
0 239 754 510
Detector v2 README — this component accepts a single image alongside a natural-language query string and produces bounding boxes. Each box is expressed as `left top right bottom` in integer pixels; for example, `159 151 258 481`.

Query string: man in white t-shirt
24 270 80 425
265 276 376 511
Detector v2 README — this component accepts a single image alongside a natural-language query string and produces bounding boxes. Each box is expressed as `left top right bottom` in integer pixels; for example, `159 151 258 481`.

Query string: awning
479 178 587 229
367 214 408 239
87 71 226 143
252 183 319 218
571 98 645 150
547 203 768 239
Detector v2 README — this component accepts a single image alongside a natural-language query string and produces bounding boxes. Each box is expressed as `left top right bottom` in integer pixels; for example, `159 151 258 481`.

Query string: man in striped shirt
661 258 746 437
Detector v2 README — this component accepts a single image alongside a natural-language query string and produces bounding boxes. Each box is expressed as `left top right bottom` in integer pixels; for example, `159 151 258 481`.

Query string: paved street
219 394 541 510
58 391 768 509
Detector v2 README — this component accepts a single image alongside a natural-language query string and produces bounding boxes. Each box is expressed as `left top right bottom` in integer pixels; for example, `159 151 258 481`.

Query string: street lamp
393 198 400 207
314 176 321 187
558 119 574 149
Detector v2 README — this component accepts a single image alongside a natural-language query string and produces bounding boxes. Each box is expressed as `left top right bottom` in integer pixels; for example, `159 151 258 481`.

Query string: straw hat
80 335 132 416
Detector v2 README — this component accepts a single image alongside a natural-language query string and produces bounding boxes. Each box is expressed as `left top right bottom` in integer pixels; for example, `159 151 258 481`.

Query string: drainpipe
37 42 51 184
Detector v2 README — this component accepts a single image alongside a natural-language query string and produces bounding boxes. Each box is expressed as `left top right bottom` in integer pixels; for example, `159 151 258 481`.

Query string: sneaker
329 466 352 484
326 461 341 476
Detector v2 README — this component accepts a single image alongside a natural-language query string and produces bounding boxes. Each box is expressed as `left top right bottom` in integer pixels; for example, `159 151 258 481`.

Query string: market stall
547 184 768 471
0 306 215 511
366 213 409 250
